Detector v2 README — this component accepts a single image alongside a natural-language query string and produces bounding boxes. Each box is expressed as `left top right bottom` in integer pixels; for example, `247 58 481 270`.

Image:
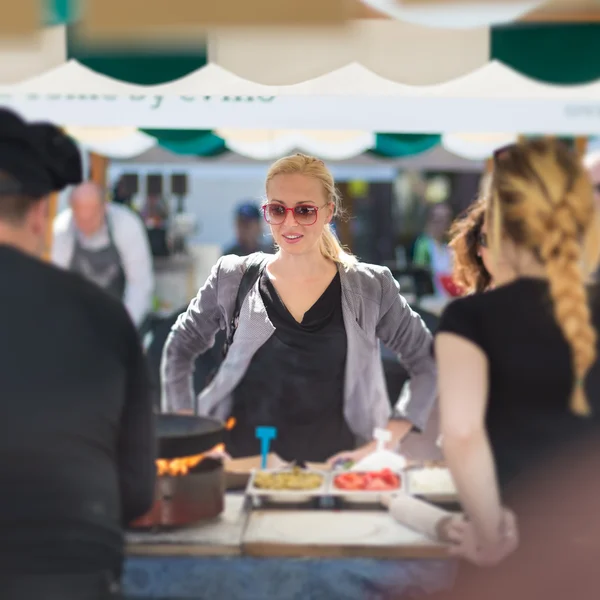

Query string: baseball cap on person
235 201 261 221
0 108 82 197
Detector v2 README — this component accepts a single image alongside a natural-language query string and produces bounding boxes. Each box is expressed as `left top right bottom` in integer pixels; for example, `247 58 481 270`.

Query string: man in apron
52 182 154 330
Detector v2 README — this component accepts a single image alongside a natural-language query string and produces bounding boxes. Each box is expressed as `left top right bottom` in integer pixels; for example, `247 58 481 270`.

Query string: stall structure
2 3 600 133
3 3 600 598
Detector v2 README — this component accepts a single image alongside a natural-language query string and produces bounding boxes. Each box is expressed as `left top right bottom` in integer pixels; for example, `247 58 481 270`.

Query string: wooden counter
126 493 449 560
243 509 449 559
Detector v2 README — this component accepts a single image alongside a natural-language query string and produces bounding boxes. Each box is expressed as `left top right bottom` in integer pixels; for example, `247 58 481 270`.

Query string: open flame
156 417 237 477
156 443 225 476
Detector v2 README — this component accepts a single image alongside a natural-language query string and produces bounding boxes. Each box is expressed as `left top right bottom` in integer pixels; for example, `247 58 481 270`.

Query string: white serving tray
405 467 458 503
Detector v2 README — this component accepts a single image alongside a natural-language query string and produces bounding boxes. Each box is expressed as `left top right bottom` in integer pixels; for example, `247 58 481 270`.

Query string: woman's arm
376 268 437 433
435 332 503 545
160 259 225 413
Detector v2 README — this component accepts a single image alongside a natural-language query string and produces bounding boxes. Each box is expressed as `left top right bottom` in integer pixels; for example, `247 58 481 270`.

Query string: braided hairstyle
490 138 600 416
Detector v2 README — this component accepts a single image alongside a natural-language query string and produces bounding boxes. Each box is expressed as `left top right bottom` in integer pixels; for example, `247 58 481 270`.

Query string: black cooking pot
156 413 225 459
129 414 227 529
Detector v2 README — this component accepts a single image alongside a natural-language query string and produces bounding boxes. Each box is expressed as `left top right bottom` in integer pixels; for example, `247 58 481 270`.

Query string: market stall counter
124 485 457 600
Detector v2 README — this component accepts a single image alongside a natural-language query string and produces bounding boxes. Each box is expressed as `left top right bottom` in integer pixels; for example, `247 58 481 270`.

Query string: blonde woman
161 153 437 464
436 139 600 567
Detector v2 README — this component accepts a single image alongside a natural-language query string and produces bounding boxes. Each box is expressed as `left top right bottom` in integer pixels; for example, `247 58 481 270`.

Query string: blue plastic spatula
255 426 277 469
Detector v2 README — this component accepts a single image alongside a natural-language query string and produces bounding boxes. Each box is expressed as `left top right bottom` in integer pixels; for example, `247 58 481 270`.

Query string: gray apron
69 217 126 301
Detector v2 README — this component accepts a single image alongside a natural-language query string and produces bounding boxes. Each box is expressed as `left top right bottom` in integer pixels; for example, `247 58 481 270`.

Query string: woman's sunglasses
478 232 488 248
263 203 323 226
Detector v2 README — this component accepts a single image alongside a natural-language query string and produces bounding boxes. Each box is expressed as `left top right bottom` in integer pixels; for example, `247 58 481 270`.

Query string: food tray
405 467 458 504
245 468 329 505
328 469 405 505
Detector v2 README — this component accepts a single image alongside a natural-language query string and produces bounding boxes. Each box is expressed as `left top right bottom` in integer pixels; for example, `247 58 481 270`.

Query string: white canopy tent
1 61 600 134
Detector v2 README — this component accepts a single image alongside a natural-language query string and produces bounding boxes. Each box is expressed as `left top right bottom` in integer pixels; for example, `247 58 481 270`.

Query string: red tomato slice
380 471 400 487
335 470 401 491
365 479 389 491
334 473 365 490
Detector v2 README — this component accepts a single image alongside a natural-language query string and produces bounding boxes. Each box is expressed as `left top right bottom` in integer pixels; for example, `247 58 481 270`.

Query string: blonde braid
538 195 596 416
493 140 599 417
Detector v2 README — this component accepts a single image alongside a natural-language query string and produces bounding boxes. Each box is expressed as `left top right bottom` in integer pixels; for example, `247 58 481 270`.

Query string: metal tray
245 468 329 505
405 467 458 504
328 469 405 504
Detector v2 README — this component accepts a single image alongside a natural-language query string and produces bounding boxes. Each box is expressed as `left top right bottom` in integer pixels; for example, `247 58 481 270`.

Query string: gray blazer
161 254 437 442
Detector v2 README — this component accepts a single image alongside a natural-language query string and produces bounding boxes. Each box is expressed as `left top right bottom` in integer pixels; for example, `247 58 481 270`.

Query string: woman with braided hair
434 138 600 568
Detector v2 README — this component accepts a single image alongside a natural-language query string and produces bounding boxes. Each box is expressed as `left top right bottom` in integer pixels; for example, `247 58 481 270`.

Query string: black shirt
0 245 155 575
437 278 600 489
229 271 354 462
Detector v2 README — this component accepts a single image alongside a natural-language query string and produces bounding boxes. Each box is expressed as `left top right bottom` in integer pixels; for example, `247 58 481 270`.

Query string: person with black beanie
0 108 156 599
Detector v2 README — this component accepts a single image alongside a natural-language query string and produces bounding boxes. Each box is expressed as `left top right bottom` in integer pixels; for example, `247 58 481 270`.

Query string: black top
437 278 600 490
229 271 354 462
0 245 155 575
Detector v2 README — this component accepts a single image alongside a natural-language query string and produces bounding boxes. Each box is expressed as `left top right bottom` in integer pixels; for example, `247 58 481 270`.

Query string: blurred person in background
140 194 171 258
52 181 155 329
447 189 493 296
0 108 155 599
435 138 600 570
111 176 133 209
162 153 437 465
412 202 453 297
223 200 274 256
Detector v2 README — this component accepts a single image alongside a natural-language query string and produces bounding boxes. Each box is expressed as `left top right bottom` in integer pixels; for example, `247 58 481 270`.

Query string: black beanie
0 108 83 197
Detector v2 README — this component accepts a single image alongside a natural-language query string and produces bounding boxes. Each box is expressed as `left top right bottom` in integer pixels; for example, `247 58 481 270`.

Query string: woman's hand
326 442 377 469
444 508 519 567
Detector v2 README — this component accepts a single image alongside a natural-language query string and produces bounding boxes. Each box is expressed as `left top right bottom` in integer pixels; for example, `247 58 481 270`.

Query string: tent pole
90 152 109 189
575 137 588 158
43 192 58 262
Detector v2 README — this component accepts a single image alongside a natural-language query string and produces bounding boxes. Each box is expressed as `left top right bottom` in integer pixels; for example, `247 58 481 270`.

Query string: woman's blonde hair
265 153 357 268
489 138 600 416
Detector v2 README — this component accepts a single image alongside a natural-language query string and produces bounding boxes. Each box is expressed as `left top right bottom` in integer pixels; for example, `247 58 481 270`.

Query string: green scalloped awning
492 23 600 86
141 129 227 156
370 134 441 158
66 27 208 85
140 130 441 159
45 0 79 26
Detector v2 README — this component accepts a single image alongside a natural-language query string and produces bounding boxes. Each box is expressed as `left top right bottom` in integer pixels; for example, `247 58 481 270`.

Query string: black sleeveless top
228 271 354 462
437 278 600 491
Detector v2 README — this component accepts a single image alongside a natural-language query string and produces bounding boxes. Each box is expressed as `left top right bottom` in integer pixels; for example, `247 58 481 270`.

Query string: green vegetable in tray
253 466 323 491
